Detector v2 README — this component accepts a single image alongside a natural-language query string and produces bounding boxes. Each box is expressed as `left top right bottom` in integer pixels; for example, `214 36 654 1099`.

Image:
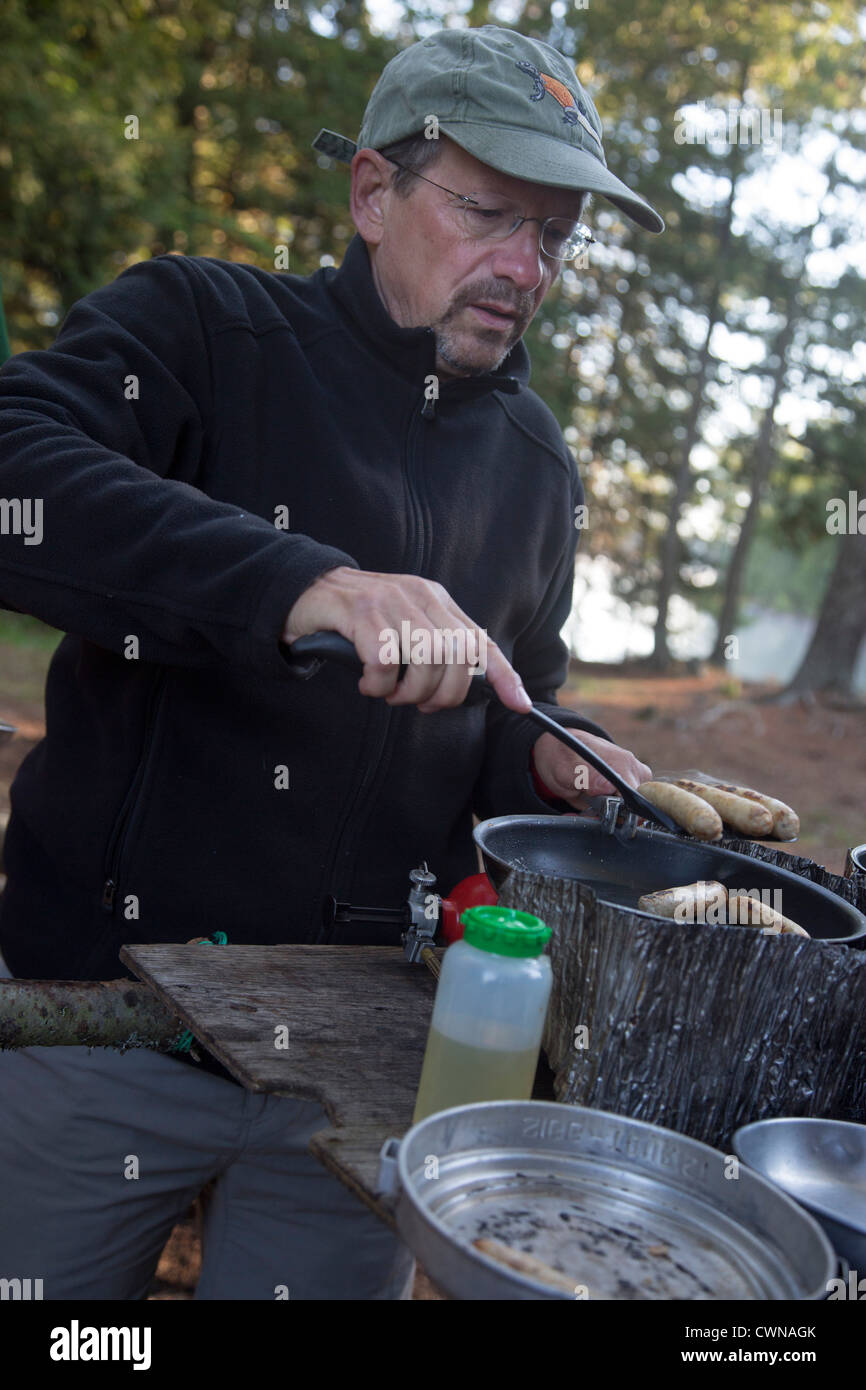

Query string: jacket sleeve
0 255 358 676
473 462 613 821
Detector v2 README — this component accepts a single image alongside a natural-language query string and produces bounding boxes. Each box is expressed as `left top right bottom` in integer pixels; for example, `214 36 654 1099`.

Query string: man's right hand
282 566 533 715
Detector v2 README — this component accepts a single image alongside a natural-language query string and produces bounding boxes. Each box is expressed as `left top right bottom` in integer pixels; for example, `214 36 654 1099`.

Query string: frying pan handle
282 630 484 694
282 631 365 673
281 630 492 697
280 631 678 833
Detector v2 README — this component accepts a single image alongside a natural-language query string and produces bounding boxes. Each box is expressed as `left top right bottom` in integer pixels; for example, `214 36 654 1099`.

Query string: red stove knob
440 872 499 943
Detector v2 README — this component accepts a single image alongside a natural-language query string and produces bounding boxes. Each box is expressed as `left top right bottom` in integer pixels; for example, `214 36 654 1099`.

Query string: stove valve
402 863 440 965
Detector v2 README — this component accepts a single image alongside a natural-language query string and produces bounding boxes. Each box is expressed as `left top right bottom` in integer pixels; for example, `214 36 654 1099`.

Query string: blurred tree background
0 0 864 695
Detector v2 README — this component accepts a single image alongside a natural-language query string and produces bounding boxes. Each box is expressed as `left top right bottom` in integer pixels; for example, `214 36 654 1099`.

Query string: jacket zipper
316 393 431 940
101 668 168 913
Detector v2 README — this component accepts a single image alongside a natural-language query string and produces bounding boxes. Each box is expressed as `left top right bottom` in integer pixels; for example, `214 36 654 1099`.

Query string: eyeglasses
385 158 595 263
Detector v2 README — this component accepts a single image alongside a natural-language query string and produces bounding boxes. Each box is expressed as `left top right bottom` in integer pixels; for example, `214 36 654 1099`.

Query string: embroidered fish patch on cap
516 59 603 153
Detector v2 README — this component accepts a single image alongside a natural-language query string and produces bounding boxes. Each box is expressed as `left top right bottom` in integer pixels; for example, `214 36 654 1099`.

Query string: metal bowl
394 1101 836 1300
733 1118 866 1270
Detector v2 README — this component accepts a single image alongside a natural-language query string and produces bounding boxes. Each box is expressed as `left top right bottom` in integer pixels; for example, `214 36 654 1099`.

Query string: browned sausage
638 880 727 922
638 781 723 841
727 892 810 937
677 773 799 839
672 780 774 837
716 785 799 839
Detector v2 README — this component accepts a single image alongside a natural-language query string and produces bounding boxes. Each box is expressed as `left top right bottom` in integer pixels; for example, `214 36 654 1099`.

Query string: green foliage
0 611 63 651
0 0 863 667
518 0 865 648
0 0 397 345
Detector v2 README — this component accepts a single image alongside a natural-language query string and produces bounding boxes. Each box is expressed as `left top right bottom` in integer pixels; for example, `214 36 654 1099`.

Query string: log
0 979 184 1051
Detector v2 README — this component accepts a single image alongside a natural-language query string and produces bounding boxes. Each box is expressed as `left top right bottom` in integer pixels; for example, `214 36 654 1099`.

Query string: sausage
636 882 811 936
473 1238 583 1294
672 779 774 837
727 892 810 937
679 773 799 839
638 781 723 841
638 880 727 923
717 785 799 839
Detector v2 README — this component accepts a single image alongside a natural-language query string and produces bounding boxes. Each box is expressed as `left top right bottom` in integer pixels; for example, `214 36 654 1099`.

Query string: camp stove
324 863 442 967
323 858 513 970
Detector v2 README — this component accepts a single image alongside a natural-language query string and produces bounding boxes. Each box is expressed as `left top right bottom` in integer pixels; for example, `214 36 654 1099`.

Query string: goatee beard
436 339 511 377
434 320 522 377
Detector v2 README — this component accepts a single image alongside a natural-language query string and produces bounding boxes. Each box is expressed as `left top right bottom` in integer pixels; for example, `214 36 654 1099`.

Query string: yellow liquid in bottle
412 1027 539 1124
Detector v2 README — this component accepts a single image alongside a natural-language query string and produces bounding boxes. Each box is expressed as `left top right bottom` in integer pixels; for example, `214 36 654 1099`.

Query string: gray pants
0 957 414 1301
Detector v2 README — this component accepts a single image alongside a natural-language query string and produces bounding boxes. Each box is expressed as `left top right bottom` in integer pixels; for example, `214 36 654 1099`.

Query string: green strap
172 931 228 1053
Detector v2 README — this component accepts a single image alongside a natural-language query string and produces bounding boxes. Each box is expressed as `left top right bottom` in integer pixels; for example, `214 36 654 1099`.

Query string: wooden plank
308 1123 401 1228
119 942 560 1231
119 944 436 1126
119 944 437 1217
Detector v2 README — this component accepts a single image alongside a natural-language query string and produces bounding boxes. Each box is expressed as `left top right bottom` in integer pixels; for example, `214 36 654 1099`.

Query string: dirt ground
1 646 863 1298
557 663 865 875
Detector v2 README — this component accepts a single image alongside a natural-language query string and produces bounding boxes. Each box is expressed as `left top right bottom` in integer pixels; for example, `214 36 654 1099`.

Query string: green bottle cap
460 905 551 957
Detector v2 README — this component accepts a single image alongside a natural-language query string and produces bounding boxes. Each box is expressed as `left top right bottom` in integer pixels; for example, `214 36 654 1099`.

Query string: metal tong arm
280 632 679 834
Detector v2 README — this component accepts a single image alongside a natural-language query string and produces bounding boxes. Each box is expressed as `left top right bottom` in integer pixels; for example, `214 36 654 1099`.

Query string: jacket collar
326 233 529 401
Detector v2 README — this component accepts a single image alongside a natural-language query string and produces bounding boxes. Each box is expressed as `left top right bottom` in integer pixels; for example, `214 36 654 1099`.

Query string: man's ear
350 149 392 246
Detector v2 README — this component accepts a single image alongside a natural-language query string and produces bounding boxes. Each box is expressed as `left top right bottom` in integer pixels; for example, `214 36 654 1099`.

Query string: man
0 26 661 1299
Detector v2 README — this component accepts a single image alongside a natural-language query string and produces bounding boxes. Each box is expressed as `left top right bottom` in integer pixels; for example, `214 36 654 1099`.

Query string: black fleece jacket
0 233 611 997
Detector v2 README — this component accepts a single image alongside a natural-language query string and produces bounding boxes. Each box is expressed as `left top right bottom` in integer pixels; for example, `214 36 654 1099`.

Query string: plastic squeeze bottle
412 906 553 1124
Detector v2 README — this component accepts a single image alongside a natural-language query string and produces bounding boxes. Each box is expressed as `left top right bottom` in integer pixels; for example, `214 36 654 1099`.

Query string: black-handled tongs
281 631 679 834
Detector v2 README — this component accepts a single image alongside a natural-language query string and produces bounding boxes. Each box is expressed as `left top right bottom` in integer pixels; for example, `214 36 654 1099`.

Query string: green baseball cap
312 25 663 234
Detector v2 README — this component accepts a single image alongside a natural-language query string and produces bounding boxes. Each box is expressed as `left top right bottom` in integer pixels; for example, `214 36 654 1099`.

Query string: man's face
351 137 586 379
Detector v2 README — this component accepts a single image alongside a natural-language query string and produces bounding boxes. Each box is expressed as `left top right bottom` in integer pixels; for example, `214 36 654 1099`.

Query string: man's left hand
532 730 652 809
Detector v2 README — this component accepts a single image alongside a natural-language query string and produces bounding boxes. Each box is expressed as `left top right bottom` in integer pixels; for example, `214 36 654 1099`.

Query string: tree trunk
650 176 738 671
784 526 866 698
710 314 797 665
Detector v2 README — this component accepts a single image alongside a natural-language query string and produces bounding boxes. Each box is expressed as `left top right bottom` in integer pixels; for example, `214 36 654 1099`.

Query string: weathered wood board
119 943 437 1118
119 943 438 1220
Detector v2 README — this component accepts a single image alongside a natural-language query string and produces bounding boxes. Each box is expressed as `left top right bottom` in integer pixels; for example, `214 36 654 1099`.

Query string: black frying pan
475 815 866 945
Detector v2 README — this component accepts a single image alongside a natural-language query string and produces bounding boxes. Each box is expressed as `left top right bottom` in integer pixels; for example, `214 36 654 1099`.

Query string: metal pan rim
398 1101 837 1300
